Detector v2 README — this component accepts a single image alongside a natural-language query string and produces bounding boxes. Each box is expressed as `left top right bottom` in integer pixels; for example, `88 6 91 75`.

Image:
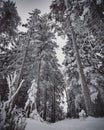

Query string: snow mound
25 117 104 130
25 118 52 130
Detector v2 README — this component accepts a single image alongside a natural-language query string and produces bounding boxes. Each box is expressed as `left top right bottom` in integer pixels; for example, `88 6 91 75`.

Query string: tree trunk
12 39 30 109
51 85 56 123
43 88 47 121
36 59 41 112
0 76 8 101
64 77 69 117
64 0 94 116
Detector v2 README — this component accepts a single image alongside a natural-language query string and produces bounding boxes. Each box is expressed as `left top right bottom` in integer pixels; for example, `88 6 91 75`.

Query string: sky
12 0 66 65
13 0 52 23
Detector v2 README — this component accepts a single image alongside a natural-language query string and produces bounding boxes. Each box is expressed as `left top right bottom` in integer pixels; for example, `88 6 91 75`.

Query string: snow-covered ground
25 117 104 130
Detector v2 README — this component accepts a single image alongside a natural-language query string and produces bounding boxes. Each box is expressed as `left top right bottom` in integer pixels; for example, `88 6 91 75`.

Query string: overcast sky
12 0 66 65
13 0 51 23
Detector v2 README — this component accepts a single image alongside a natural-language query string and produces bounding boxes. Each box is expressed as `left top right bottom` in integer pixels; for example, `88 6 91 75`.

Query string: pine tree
63 37 84 118
0 0 21 103
0 0 21 36
50 0 94 116
18 9 66 122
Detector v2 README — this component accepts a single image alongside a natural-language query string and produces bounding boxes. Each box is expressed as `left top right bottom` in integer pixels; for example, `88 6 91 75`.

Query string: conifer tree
19 9 65 121
50 0 94 116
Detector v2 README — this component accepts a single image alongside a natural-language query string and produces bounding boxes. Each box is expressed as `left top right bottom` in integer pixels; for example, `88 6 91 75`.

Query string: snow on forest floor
25 117 104 130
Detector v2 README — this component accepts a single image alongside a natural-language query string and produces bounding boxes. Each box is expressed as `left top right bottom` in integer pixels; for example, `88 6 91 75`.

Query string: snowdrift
25 117 104 130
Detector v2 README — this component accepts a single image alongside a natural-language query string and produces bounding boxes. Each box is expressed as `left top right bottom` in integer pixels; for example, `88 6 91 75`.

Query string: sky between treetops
12 0 66 65
13 0 51 24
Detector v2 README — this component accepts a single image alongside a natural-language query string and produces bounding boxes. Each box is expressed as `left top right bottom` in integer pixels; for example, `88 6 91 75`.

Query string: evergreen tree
0 0 21 36
50 0 94 116
0 0 21 102
63 38 84 118
14 9 66 122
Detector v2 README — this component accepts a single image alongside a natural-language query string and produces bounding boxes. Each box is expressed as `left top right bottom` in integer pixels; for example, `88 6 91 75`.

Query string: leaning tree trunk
64 0 94 116
11 39 30 109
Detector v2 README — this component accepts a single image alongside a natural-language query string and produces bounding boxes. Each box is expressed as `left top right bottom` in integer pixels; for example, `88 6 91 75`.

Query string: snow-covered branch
6 71 24 106
5 79 24 105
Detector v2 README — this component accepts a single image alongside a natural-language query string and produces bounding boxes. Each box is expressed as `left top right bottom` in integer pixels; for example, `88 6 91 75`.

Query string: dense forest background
0 0 104 130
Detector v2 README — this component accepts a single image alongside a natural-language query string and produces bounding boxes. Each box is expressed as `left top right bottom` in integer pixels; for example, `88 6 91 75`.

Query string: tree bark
64 76 69 116
51 85 56 123
64 0 94 116
43 88 47 121
36 59 41 112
